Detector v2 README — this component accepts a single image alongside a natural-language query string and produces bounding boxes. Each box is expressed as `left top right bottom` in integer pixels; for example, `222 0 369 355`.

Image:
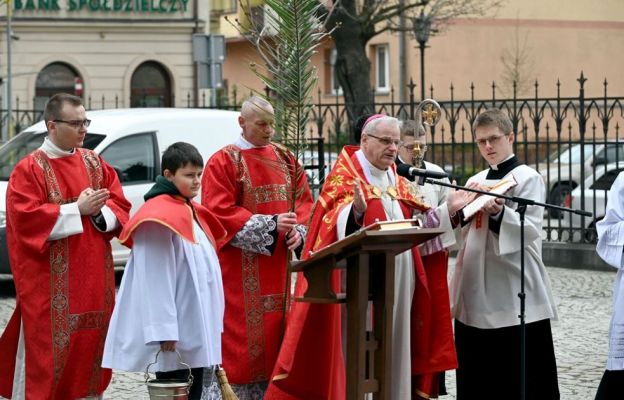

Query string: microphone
397 163 448 180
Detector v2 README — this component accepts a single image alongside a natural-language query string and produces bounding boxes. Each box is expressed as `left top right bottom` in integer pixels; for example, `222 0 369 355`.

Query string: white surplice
596 171 624 370
410 159 456 252
102 220 224 372
450 164 558 328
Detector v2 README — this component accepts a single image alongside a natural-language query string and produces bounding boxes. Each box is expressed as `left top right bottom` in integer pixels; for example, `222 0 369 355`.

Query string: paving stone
0 262 617 399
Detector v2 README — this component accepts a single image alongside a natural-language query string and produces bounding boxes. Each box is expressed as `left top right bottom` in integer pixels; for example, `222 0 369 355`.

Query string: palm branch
231 0 333 342
232 0 333 206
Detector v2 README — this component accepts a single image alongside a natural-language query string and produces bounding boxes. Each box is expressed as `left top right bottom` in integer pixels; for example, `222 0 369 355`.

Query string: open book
462 177 518 220
359 218 422 232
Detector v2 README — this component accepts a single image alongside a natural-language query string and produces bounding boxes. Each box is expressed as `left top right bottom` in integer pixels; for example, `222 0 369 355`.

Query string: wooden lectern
291 224 443 400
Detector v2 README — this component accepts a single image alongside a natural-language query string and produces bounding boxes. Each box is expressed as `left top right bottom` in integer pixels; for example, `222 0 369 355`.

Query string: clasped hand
77 188 110 216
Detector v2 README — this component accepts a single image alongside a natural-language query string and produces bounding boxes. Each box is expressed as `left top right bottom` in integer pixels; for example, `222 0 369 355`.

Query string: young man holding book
450 109 560 399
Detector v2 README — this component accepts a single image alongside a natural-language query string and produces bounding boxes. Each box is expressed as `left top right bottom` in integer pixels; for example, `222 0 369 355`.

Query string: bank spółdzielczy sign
14 0 190 13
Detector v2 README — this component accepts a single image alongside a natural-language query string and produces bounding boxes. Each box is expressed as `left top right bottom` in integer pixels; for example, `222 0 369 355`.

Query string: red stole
0 149 131 399
201 143 313 384
119 194 226 249
266 146 456 399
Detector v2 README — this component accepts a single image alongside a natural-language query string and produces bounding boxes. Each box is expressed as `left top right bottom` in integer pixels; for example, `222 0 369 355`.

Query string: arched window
35 62 82 110
130 62 172 107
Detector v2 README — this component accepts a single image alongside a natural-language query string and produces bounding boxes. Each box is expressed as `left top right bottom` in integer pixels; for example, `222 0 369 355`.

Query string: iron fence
1 72 622 245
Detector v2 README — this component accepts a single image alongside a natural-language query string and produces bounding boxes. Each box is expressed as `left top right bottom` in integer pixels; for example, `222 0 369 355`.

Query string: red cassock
202 143 313 384
0 149 131 399
265 146 457 400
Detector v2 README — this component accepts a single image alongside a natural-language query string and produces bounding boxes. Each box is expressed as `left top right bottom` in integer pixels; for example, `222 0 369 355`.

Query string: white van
0 108 241 274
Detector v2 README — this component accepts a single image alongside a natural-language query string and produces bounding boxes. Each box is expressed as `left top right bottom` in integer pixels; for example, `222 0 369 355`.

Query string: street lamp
413 10 432 101
4 0 15 143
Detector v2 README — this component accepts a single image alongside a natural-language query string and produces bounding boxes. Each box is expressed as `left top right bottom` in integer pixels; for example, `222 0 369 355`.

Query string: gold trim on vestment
226 145 293 382
32 149 113 396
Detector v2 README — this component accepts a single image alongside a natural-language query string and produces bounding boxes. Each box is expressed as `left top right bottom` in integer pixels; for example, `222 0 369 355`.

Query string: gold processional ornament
413 99 442 166
416 98 442 127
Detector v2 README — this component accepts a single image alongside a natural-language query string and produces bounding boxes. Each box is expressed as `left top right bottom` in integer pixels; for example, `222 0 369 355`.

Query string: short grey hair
240 95 273 118
362 116 400 141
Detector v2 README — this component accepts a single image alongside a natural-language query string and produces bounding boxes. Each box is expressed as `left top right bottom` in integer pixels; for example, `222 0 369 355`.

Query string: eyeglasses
476 134 508 147
401 143 428 152
366 133 400 147
53 119 91 129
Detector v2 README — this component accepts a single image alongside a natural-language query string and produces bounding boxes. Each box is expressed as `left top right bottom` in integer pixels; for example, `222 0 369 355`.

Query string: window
35 63 83 110
591 168 624 191
99 133 157 184
211 0 236 14
598 144 624 164
0 132 104 180
130 62 172 108
375 44 390 92
328 48 342 95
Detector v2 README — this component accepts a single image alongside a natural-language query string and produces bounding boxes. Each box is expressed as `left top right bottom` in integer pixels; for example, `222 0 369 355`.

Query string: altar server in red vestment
266 115 471 400
0 93 131 399
201 96 313 398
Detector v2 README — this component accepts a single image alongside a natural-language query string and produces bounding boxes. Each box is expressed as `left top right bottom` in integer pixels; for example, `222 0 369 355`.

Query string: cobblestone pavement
0 263 616 399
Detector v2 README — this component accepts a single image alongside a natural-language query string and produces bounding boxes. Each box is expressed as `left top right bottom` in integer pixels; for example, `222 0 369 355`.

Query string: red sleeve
293 158 313 225
6 157 61 254
201 148 254 244
100 157 131 239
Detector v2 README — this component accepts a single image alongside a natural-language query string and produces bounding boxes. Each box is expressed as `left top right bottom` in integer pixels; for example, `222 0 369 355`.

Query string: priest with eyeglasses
0 93 131 399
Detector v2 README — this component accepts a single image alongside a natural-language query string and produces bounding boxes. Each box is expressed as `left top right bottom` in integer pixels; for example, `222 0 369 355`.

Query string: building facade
214 0 624 103
1 0 209 110
1 0 623 112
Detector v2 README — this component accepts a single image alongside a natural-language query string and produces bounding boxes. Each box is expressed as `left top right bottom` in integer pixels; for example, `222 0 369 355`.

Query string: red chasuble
265 146 457 400
0 149 131 400
202 143 313 384
119 195 226 249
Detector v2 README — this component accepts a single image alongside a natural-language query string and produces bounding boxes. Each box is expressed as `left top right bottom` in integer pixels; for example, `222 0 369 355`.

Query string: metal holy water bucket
144 350 194 399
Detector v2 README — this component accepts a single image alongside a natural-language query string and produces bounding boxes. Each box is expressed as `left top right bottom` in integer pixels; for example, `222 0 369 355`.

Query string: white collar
355 149 396 186
39 137 75 159
234 134 269 149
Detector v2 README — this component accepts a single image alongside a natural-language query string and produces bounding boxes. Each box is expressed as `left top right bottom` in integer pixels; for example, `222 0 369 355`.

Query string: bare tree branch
499 17 535 97
317 0 504 136
372 0 427 24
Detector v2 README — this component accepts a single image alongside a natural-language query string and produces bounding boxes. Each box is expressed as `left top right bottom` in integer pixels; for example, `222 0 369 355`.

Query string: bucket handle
144 349 194 386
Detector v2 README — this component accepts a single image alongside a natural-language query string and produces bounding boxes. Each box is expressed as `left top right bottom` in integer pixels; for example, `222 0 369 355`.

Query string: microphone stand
414 175 591 400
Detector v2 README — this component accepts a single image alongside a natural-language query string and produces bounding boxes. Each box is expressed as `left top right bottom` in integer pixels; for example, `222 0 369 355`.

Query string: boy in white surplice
451 109 560 399
595 171 624 399
102 142 227 400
